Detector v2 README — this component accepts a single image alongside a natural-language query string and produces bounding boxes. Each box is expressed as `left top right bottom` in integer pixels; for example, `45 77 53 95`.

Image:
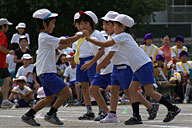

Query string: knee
145 90 153 97
44 96 55 104
90 86 99 96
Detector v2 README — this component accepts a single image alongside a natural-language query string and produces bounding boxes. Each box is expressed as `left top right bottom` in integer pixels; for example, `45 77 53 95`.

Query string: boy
0 18 15 108
9 76 34 107
16 54 34 87
14 35 33 74
21 8 87 126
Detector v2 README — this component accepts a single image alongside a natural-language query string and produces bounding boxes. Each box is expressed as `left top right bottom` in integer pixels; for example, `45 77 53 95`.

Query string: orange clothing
160 46 171 63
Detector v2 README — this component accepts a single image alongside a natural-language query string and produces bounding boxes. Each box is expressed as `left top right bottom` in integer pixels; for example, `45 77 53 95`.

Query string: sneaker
147 103 159 120
94 113 107 121
124 115 142 125
78 112 95 120
44 113 63 125
100 113 119 123
1 100 14 108
163 106 181 122
183 99 188 104
21 115 40 126
11 103 19 109
74 101 82 106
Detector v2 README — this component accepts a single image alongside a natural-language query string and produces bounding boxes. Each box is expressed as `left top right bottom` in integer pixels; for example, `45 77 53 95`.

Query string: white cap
66 55 71 58
22 54 32 60
111 14 134 28
19 35 27 40
0 18 13 25
79 11 98 24
37 87 46 98
16 23 26 30
17 76 27 82
101 11 119 21
32 8 58 20
74 12 80 21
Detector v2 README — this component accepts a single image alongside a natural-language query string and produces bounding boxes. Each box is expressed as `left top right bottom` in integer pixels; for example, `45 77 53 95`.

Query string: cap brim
7 22 13 25
23 57 32 59
49 13 58 18
101 17 110 21
109 19 119 22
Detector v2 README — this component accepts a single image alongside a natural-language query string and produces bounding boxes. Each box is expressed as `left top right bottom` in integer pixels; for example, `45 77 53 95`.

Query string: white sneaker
100 113 119 123
1 100 14 108
183 99 188 104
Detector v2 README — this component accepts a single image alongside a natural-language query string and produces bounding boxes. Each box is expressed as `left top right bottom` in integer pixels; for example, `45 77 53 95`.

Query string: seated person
16 54 34 87
175 51 192 103
64 55 81 105
9 76 35 107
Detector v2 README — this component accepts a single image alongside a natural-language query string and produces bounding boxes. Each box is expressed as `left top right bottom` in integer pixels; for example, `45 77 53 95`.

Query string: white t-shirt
176 61 192 76
12 85 31 99
63 66 76 81
16 64 34 83
36 32 61 76
112 32 151 72
6 54 16 72
171 46 188 58
11 33 30 45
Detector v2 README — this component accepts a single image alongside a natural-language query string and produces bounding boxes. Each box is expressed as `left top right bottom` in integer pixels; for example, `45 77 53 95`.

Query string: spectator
11 22 30 48
14 35 33 74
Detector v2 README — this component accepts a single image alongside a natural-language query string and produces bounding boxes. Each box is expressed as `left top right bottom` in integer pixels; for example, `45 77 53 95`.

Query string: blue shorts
19 99 29 107
91 73 111 89
39 73 67 96
76 56 96 82
132 62 155 87
68 80 76 87
111 64 133 91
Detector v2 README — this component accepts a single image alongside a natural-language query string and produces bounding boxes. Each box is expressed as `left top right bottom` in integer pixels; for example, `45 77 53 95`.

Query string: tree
0 0 166 51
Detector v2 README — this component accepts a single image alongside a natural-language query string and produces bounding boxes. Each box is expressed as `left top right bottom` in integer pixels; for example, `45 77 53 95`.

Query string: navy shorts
19 99 29 107
91 73 111 89
68 80 76 86
132 62 155 86
39 73 67 96
76 56 96 82
111 64 133 91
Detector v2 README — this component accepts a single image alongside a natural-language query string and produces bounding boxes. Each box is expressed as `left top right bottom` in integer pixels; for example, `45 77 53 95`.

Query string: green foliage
0 0 166 52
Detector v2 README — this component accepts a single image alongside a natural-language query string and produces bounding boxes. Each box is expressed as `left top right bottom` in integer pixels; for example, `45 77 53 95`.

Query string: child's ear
42 21 47 29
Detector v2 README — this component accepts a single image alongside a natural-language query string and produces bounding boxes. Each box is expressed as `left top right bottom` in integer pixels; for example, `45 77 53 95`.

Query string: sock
47 107 58 116
13 99 18 103
86 104 92 113
110 111 116 114
98 106 104 114
132 102 140 118
159 96 174 111
25 108 36 117
185 84 191 99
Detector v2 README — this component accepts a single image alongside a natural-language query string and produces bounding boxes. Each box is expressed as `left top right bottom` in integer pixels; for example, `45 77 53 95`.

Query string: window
174 0 185 5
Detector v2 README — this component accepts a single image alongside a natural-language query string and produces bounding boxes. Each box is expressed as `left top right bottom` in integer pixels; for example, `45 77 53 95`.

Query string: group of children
0 8 185 126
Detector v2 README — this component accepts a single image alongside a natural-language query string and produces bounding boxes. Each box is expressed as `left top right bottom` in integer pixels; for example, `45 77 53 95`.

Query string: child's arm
64 76 68 83
86 37 115 47
0 45 15 55
96 51 115 73
80 48 105 71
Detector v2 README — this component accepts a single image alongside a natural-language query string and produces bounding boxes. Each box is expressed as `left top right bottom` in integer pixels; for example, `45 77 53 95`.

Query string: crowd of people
0 8 189 126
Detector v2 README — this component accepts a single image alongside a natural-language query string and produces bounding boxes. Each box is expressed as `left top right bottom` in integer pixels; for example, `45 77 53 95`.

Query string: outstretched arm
86 37 115 47
96 51 115 73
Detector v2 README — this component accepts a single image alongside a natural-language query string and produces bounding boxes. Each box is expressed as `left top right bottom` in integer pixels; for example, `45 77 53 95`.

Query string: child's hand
80 62 92 71
9 50 15 55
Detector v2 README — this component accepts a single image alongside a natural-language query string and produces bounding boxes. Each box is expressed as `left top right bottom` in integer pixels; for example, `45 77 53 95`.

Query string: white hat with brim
0 18 13 25
32 8 58 20
22 53 32 60
74 12 80 21
79 11 98 24
16 23 26 30
101 11 119 22
17 76 27 82
110 14 134 28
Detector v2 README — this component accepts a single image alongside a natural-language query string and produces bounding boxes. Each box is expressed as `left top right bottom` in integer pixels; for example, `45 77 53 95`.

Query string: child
11 22 30 48
21 8 87 126
73 11 106 120
175 51 192 103
64 55 81 105
56 52 68 78
171 35 188 63
9 76 35 107
140 33 163 62
14 35 33 74
0 18 15 108
16 54 34 87
85 14 180 125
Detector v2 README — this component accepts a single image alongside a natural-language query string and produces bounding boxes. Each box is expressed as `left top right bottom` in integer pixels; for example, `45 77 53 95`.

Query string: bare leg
2 76 11 100
110 85 120 112
81 82 91 105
